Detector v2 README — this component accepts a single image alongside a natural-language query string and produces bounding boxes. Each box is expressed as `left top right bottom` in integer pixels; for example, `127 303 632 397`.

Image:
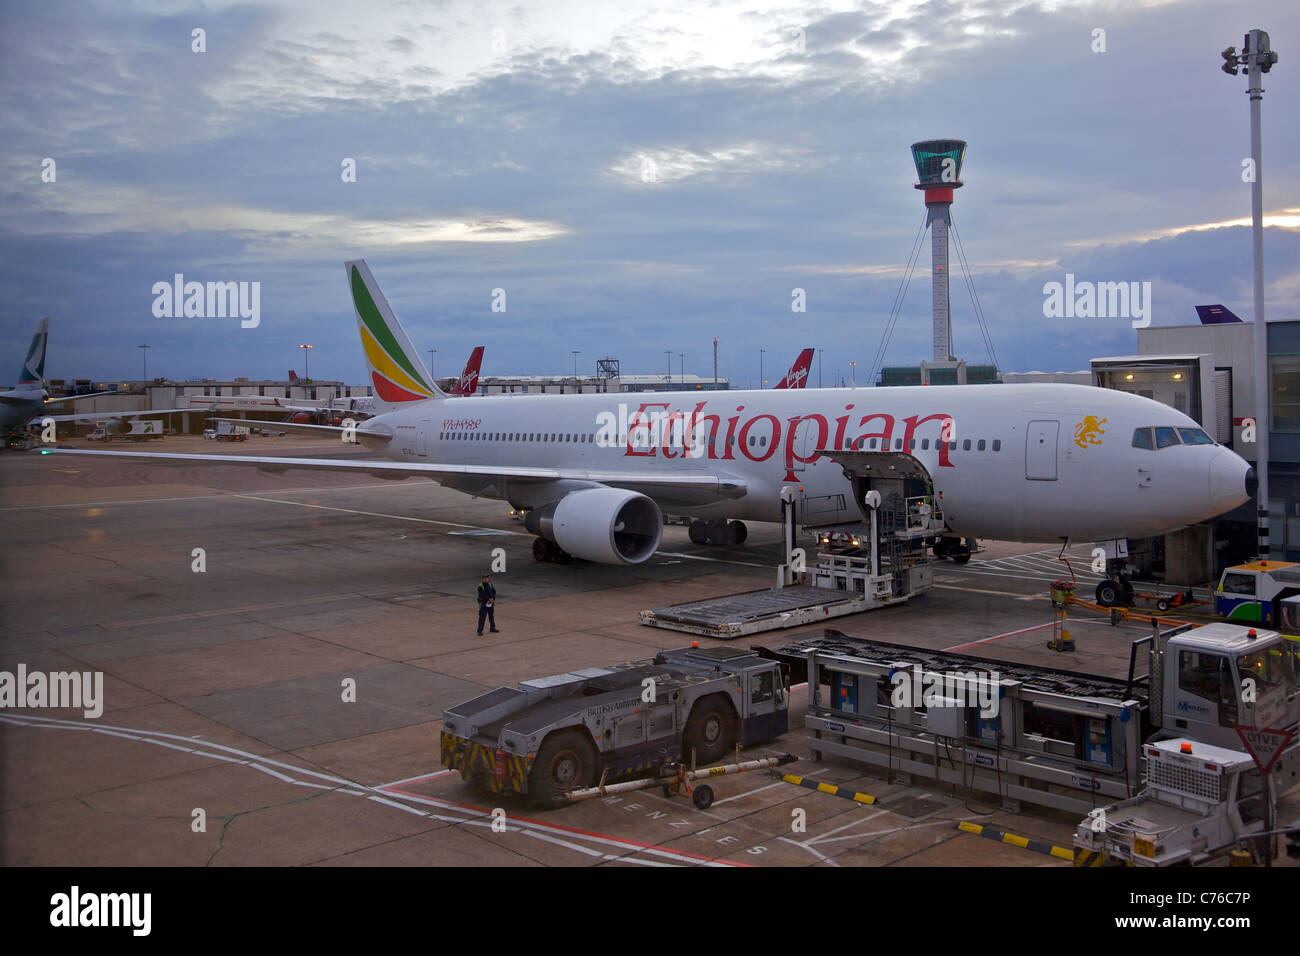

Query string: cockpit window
1177 427 1214 446
1154 426 1181 448
1132 427 1154 450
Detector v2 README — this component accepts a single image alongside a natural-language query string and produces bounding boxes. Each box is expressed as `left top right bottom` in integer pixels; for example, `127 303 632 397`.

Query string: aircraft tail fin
345 260 445 410
288 369 299 381
1196 304 1244 324
774 348 814 389
17 317 48 388
450 346 485 396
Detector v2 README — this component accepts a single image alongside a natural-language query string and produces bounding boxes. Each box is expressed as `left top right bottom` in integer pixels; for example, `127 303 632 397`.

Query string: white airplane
42 260 1256 594
1 318 53 441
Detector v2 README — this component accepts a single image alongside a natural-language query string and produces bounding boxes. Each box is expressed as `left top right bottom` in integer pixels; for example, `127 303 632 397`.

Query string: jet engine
524 487 662 564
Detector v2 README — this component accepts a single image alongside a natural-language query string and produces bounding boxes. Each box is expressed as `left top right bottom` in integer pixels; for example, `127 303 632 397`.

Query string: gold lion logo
1074 415 1107 449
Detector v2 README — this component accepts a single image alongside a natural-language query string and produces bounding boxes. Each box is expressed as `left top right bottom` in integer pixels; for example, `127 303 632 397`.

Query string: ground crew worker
477 573 498 635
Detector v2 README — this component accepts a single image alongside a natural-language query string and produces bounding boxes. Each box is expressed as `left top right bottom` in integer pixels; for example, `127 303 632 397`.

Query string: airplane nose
1210 450 1254 513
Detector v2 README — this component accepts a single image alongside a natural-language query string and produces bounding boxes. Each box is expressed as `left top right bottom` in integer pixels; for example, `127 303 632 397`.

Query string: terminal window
1271 356 1300 431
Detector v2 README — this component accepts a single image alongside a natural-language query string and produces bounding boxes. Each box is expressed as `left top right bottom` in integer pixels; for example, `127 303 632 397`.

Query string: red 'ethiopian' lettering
903 413 954 467
626 402 667 457
782 414 828 481
739 414 780 462
854 413 894 450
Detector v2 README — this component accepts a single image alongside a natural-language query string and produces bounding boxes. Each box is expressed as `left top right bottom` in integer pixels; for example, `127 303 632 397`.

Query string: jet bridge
638 452 938 638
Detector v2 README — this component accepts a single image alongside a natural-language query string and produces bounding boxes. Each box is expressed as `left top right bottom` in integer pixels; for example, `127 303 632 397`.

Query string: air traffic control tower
912 139 965 366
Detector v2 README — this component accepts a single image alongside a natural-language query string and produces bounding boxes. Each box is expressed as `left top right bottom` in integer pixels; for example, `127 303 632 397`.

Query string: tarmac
1 433 1295 867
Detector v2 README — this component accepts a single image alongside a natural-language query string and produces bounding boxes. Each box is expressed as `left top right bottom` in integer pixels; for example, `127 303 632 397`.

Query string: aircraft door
415 420 431 457
1025 420 1059 481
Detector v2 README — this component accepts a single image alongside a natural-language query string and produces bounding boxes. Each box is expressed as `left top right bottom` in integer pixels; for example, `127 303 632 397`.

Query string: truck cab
1161 623 1299 750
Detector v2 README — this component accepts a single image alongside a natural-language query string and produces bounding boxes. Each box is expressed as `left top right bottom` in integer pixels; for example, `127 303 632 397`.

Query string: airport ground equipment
207 418 249 442
640 454 938 639
88 418 164 442
1052 578 1194 629
1072 737 1289 866
1048 581 1076 652
1215 560 1300 626
564 751 796 810
440 645 789 807
759 621 1299 816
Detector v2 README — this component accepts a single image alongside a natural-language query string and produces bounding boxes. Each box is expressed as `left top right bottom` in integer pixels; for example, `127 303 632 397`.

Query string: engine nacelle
525 487 662 565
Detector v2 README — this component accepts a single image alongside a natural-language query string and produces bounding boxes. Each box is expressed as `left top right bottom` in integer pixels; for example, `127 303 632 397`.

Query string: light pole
1222 29 1278 561
817 348 823 389
665 350 672 385
428 348 436 379
760 349 765 390
138 344 150 382
300 344 313 382
572 350 581 391
678 353 684 385
850 361 857 389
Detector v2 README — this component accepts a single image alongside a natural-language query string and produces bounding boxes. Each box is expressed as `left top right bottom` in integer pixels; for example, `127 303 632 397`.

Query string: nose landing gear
1094 567 1135 607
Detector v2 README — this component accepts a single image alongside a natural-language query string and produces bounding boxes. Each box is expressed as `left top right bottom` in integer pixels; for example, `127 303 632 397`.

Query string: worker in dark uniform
476 573 498 635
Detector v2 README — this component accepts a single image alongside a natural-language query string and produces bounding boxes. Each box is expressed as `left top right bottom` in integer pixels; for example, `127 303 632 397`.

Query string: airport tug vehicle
440 645 789 808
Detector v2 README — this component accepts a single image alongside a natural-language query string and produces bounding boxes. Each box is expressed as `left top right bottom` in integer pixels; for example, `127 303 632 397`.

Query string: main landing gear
687 519 748 547
932 536 972 564
532 537 574 564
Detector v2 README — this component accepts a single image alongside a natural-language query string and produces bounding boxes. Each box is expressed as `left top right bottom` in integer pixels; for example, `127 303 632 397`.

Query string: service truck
88 418 165 442
1214 560 1300 626
441 645 789 807
1071 621 1300 865
1072 737 1280 866
207 419 249 441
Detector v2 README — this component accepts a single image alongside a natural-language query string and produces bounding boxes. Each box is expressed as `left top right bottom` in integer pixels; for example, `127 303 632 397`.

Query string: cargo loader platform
639 584 879 639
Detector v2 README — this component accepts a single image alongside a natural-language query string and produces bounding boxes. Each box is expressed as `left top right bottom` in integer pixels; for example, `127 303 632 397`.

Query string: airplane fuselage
358 383 1254 544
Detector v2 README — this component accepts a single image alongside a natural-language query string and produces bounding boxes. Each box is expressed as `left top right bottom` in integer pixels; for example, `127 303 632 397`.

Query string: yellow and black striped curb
956 821 1074 861
780 773 877 805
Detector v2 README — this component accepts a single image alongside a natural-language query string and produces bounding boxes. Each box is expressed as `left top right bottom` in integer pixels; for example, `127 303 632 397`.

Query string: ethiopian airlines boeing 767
43 260 1256 573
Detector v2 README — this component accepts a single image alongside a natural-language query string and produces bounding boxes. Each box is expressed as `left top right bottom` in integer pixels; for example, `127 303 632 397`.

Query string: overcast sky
2 0 1297 388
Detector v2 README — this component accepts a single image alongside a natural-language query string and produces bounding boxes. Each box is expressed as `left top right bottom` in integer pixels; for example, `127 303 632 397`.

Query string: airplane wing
37 408 198 423
207 417 348 436
36 448 748 499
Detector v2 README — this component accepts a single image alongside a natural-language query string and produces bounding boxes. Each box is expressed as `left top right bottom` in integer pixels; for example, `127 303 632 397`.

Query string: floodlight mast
1223 29 1279 560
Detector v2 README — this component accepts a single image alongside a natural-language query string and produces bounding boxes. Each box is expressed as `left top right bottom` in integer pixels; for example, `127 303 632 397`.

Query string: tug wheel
530 729 599 808
682 697 736 766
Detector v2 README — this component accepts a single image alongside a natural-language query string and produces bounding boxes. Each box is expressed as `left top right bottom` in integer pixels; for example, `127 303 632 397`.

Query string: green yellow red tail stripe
345 259 443 407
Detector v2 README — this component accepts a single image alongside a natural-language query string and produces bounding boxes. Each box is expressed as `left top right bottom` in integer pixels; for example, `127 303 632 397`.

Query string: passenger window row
1131 426 1214 450
854 436 1002 452
441 431 595 443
